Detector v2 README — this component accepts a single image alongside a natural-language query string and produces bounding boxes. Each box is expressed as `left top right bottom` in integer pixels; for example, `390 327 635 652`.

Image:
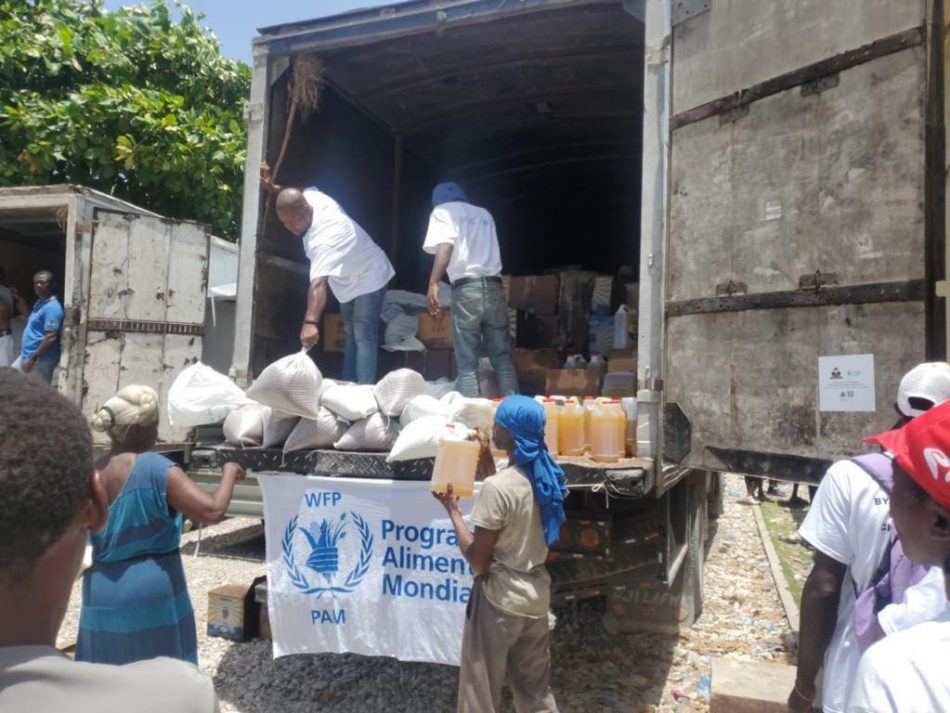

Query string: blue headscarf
432 181 469 207
493 395 567 547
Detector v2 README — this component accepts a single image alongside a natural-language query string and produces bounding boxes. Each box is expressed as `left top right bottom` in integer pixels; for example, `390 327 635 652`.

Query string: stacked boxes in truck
191 0 945 632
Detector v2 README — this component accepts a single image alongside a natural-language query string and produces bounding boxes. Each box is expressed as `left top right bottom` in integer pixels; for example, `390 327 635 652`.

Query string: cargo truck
190 0 947 632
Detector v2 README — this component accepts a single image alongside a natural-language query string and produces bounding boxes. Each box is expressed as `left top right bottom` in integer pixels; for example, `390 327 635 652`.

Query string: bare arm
788 550 847 712
259 162 283 196
166 462 245 525
10 289 29 317
29 331 58 361
300 277 329 350
435 489 500 576
427 244 453 317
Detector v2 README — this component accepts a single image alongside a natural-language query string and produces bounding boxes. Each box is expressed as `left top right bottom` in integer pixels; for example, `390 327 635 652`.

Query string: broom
260 54 325 232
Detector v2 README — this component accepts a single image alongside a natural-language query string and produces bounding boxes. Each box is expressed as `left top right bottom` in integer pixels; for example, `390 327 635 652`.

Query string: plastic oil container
535 397 560 455
558 398 586 456
621 397 638 457
590 401 624 462
430 435 480 497
609 399 627 458
582 396 597 451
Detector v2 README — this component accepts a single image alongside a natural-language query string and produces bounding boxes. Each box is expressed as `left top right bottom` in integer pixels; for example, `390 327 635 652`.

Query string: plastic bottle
582 396 597 452
609 399 628 458
540 398 560 455
590 401 622 462
588 353 605 370
430 432 480 497
558 398 586 456
614 305 630 349
573 353 588 368
621 397 638 457
564 354 578 368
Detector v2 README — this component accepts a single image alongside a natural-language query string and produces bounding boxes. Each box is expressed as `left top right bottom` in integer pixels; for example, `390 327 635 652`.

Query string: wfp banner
260 475 481 665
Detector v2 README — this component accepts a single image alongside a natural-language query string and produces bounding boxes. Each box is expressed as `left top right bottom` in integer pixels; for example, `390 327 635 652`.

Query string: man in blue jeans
424 181 518 397
12 271 63 385
260 164 394 384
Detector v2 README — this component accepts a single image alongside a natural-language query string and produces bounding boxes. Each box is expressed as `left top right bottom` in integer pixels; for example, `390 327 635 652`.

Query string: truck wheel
686 472 706 620
707 471 724 520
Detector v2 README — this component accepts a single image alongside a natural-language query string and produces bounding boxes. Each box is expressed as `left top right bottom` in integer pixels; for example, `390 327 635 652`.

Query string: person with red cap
847 399 950 711
789 363 950 713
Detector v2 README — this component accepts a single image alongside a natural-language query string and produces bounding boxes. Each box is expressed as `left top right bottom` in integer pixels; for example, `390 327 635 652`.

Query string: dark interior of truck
255 1 644 368
0 210 67 304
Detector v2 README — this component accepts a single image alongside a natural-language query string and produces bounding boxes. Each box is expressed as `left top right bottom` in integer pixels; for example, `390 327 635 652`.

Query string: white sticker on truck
818 354 875 412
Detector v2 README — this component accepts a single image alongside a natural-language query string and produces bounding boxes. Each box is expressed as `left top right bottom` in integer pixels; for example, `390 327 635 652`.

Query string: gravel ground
57 474 793 712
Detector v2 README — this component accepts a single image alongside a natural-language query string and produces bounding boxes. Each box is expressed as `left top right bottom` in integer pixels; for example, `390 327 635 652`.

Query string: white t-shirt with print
423 201 502 284
798 459 891 713
301 189 394 304
878 565 948 636
847 606 950 712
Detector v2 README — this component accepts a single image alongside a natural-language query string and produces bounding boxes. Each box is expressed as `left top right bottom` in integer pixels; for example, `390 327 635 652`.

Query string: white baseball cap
898 362 950 418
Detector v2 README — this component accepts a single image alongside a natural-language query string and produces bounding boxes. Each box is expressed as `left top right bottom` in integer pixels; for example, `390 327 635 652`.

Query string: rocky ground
58 474 794 712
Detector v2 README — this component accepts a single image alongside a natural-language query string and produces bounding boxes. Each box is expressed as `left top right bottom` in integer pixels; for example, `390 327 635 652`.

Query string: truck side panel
664 3 930 478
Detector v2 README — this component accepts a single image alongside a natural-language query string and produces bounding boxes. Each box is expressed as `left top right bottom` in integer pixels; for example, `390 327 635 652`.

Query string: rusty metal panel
671 0 925 114
83 213 208 444
666 301 925 472
669 47 926 303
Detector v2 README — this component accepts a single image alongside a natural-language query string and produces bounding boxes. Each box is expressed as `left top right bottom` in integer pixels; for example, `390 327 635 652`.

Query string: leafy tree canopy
0 0 250 239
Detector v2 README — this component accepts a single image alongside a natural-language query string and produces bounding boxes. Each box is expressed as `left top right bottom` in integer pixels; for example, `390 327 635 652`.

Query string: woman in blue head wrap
433 395 563 713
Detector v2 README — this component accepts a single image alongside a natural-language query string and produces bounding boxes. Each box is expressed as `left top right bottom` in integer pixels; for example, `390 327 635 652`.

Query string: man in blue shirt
13 271 63 384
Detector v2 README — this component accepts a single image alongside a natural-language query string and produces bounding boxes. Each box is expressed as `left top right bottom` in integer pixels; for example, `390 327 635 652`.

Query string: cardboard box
588 315 614 355
591 275 613 316
424 349 456 381
323 313 346 353
512 348 561 395
546 367 603 397
508 275 559 315
418 310 453 349
624 282 640 310
208 583 259 641
607 349 637 374
602 371 636 398
516 311 560 349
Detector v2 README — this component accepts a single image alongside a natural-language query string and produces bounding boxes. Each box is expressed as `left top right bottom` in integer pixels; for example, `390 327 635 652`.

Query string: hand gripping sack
223 404 269 447
245 351 323 419
374 368 427 417
167 362 252 427
284 408 347 452
387 416 471 462
399 394 449 428
333 412 399 452
322 384 378 421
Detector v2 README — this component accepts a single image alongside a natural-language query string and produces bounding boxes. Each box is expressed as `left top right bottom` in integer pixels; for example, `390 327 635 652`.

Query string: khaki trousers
457 581 558 713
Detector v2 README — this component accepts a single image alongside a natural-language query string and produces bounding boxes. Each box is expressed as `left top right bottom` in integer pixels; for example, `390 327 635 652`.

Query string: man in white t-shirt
847 399 950 712
789 363 950 713
0 370 219 713
423 181 517 397
260 164 395 384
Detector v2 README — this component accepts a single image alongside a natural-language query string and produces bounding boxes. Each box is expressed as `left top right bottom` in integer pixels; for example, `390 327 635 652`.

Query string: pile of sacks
167 354 495 461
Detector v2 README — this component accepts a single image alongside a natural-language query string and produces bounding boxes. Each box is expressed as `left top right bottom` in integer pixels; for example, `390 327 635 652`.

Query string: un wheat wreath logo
283 512 373 596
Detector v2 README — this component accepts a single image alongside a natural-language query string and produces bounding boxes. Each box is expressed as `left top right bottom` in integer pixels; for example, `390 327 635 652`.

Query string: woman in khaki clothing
435 395 567 712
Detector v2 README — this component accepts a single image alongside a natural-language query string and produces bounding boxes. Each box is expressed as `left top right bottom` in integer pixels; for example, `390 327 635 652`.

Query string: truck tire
707 471 724 520
688 473 706 620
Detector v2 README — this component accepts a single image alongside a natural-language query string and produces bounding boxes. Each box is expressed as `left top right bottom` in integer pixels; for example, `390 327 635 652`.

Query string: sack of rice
387 416 471 462
223 404 268 447
245 351 322 419
333 412 399 452
167 362 253 427
262 411 299 449
374 368 427 417
322 383 378 421
451 397 496 432
284 408 347 452
425 378 457 400
399 394 449 428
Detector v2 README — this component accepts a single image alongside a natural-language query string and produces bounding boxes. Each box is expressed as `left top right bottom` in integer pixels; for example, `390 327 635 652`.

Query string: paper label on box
818 354 875 412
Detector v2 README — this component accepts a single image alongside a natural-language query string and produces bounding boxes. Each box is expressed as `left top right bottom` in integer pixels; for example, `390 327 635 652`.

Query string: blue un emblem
283 508 374 597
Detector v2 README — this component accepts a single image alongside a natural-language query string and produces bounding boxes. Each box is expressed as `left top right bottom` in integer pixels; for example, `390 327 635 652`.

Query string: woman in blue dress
77 384 245 665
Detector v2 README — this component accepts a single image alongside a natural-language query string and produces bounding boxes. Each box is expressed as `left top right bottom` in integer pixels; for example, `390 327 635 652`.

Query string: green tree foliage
0 0 250 238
